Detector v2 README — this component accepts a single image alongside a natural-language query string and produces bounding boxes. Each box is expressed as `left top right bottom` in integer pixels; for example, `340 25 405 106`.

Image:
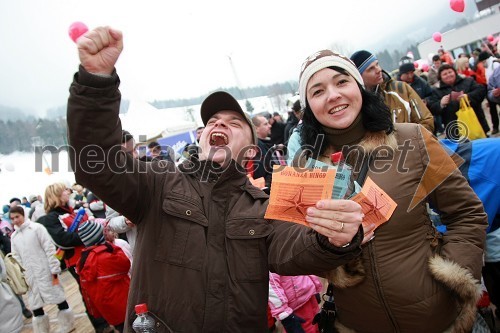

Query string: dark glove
281 313 306 333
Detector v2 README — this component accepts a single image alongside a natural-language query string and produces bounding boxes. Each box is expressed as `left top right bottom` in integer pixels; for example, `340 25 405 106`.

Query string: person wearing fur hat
427 64 490 136
350 50 435 133
66 26 376 332
287 49 487 332
77 221 130 333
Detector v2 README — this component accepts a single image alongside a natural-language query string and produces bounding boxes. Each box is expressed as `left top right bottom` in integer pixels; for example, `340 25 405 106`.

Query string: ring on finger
339 222 344 233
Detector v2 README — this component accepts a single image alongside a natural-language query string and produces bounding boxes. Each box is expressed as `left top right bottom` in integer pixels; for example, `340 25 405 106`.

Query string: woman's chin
323 119 352 130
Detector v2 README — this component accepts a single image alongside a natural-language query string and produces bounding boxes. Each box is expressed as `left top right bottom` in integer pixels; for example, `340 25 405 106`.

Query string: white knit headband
299 51 364 109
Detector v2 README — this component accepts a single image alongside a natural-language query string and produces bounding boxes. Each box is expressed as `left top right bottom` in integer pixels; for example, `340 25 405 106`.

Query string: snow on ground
0 150 75 206
0 93 298 206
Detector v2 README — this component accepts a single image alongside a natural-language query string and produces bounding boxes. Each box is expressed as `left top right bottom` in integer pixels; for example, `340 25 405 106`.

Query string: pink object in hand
68 21 88 43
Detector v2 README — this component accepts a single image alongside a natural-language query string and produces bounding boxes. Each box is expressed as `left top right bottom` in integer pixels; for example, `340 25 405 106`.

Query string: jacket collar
14 220 31 231
242 184 269 200
439 75 464 90
51 205 74 215
178 156 248 186
376 70 393 93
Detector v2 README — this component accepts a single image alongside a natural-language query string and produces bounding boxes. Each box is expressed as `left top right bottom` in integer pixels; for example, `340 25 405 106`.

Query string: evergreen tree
245 100 254 113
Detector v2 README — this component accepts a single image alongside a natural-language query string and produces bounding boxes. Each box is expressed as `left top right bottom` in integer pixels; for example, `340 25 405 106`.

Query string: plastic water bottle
132 304 157 333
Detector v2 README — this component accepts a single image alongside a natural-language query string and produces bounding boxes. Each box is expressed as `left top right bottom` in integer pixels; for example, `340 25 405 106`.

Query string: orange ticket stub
351 177 397 230
264 166 336 226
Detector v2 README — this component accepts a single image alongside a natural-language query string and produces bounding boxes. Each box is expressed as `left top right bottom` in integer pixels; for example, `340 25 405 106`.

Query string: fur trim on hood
325 257 364 288
330 256 481 333
429 256 482 333
324 127 481 333
357 130 397 155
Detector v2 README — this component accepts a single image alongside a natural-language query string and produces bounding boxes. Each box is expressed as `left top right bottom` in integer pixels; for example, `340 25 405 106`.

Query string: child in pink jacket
268 273 323 333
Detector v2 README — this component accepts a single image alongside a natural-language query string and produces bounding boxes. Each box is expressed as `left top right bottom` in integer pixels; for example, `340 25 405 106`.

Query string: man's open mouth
209 132 229 146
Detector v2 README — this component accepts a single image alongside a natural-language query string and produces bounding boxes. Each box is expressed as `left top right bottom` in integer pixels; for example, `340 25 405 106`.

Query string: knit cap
78 221 105 247
398 56 415 75
350 50 378 75
299 50 364 109
477 51 490 63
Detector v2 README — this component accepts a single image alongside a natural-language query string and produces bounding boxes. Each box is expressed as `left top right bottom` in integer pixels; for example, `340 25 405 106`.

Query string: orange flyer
351 177 397 230
264 166 336 226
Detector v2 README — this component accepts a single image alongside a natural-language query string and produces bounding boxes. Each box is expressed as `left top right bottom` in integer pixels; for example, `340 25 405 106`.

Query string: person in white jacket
0 255 24 333
9 206 75 333
106 205 137 253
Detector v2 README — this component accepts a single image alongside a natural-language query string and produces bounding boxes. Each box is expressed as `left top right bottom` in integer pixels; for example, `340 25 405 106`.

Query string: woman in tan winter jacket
287 50 488 333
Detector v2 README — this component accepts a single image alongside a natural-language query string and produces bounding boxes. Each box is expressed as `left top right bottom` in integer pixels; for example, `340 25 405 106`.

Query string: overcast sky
0 0 454 116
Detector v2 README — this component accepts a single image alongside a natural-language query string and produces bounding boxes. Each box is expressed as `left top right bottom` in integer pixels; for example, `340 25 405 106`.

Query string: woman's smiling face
306 67 362 130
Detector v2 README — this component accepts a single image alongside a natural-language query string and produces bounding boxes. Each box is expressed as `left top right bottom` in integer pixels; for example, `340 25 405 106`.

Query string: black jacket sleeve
428 86 449 116
462 78 487 107
421 80 434 101
38 212 83 248
0 233 11 254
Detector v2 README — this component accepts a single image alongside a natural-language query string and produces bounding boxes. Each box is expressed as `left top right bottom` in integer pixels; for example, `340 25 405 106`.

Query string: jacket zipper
410 99 422 119
368 241 400 332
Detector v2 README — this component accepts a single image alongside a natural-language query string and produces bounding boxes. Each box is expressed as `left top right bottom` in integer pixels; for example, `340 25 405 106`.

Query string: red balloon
450 0 465 13
487 35 494 42
421 64 430 72
68 22 88 43
432 32 442 43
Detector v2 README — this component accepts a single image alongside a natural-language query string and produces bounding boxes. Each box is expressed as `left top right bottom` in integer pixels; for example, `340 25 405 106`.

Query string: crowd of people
400 44 500 138
1 24 499 333
1 183 132 333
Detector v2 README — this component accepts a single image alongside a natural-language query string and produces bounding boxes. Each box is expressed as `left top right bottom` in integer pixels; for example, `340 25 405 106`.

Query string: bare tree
328 42 355 57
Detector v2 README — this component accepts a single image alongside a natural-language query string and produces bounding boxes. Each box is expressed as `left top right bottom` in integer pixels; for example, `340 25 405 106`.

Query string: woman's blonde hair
456 57 469 72
72 184 83 193
44 182 67 213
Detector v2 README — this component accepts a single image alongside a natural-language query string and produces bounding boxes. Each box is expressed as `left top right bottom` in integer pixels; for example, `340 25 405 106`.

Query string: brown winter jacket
66 67 364 333
321 125 486 333
379 71 435 133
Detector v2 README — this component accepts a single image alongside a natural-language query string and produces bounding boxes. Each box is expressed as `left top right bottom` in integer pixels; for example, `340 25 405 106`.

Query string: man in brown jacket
350 50 435 133
67 26 375 332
